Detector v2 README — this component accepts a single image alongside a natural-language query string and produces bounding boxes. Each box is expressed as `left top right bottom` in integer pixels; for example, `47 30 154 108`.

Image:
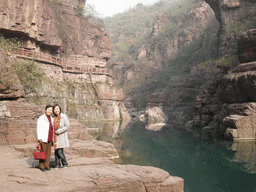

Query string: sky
85 0 161 18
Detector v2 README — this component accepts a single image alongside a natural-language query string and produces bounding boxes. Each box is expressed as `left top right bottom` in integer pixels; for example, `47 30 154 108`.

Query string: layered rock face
0 0 128 122
0 49 25 100
219 60 256 140
238 29 256 63
205 0 256 57
0 0 62 48
116 1 218 127
0 0 113 67
190 30 256 140
49 1 113 68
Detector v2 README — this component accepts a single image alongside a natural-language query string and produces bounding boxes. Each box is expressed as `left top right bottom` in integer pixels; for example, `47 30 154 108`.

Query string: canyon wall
108 0 256 141
144 1 216 67
190 29 256 140
205 0 256 57
0 0 130 145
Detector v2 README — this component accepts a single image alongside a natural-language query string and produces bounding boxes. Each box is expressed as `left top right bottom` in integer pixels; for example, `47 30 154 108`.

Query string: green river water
88 120 256 192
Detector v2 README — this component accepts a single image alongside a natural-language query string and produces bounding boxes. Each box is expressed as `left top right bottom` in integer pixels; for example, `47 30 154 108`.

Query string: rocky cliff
142 1 216 67
107 0 256 141
0 0 129 123
189 29 256 140
186 0 256 140
205 0 256 57
108 0 219 127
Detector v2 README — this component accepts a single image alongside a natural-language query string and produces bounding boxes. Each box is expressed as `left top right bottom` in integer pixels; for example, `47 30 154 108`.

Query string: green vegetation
83 4 105 28
119 17 219 108
11 59 45 94
0 36 22 90
102 0 222 108
0 64 14 90
226 6 256 37
76 5 84 15
0 35 22 51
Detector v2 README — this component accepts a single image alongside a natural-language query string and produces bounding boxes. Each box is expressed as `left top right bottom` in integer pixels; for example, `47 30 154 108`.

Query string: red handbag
34 141 47 160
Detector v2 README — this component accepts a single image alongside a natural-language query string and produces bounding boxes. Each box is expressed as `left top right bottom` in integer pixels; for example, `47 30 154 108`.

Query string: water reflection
86 120 256 192
224 141 256 174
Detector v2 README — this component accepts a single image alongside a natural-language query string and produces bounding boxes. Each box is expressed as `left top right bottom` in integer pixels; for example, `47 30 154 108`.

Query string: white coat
55 113 70 148
37 114 54 143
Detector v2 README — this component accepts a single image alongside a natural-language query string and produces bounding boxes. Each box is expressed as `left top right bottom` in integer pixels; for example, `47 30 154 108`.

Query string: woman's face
45 107 53 116
54 106 60 115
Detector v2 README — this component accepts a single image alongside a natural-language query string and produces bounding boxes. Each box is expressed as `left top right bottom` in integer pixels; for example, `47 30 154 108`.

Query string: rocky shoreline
1 137 184 192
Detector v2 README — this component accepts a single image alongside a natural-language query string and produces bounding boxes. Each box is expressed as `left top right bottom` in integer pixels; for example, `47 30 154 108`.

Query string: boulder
145 107 168 124
223 114 256 140
145 123 166 131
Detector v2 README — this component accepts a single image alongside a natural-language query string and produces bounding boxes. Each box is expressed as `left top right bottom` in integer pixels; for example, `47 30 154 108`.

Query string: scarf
46 115 53 142
53 113 61 150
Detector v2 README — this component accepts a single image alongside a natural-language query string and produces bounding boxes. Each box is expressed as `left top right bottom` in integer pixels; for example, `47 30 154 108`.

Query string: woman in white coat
37 104 54 171
52 104 70 168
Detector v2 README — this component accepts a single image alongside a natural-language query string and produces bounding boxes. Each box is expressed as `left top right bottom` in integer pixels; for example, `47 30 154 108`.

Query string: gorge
1 0 256 191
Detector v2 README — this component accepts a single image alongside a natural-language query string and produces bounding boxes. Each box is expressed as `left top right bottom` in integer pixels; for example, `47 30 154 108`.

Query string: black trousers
54 148 68 167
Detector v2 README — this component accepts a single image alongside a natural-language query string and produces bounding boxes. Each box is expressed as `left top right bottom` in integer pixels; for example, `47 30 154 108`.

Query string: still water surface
88 120 256 192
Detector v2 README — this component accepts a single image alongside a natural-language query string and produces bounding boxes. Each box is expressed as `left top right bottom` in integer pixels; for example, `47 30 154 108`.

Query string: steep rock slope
205 0 256 57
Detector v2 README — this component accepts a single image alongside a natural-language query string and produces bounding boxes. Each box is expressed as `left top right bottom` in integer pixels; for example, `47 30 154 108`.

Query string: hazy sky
86 0 161 18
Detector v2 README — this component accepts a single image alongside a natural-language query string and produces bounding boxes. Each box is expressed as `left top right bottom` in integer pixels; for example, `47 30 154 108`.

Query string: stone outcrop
145 1 216 66
0 99 43 145
0 0 62 48
49 0 113 68
110 1 218 127
189 30 256 140
145 106 168 124
0 0 130 122
205 0 256 57
0 144 184 192
219 61 256 140
220 62 256 103
0 49 25 100
238 29 256 63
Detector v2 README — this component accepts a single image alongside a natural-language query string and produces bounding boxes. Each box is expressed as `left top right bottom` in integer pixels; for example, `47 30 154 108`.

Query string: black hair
45 104 53 110
53 104 62 115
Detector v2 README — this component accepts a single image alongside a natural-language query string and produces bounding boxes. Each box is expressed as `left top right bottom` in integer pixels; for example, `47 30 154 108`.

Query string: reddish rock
0 0 62 47
0 50 25 100
0 99 97 145
0 145 184 192
97 83 124 101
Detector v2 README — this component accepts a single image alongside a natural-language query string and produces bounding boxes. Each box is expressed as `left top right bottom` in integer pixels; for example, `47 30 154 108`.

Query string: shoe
39 168 46 172
45 167 51 171
63 165 68 168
